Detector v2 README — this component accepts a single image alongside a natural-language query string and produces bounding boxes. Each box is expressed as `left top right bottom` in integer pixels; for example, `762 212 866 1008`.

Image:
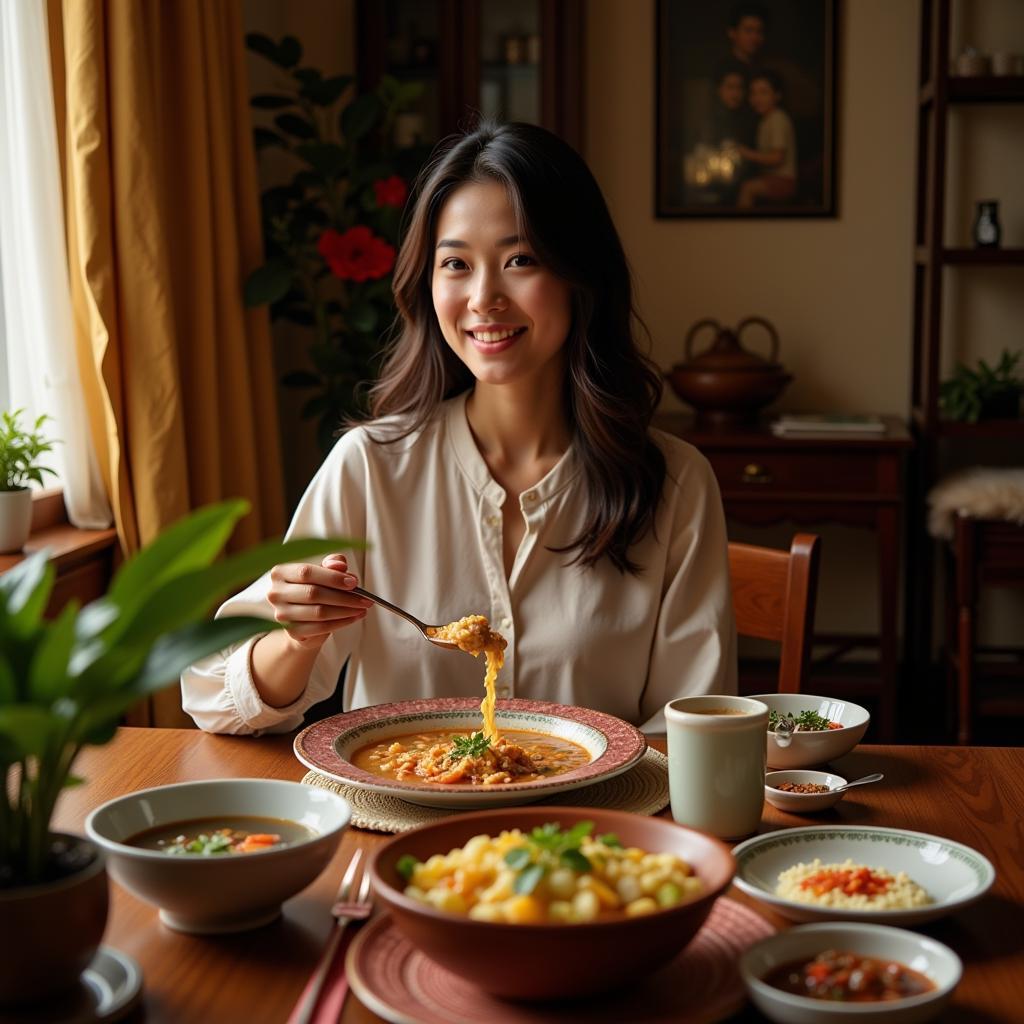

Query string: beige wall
585 0 1023 645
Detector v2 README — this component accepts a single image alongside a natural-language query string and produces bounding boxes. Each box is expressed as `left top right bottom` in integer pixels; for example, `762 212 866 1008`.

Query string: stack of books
771 414 887 437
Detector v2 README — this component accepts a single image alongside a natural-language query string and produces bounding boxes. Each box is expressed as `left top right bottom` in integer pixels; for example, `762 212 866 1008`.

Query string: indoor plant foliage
0 409 57 492
939 349 1023 423
0 498 351 888
243 33 427 452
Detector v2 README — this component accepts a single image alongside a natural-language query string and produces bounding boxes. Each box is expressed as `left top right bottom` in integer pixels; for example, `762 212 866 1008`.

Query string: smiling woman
181 121 736 737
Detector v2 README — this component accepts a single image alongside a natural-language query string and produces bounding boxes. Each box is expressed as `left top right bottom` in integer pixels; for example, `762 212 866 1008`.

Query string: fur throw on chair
927 467 1024 539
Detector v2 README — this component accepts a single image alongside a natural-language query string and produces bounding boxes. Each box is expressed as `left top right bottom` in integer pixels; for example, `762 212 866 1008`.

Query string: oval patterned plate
346 898 774 1024
293 698 647 809
732 825 996 925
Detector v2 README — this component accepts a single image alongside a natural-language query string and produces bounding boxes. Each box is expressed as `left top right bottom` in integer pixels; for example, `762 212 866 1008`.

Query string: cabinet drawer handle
741 463 773 484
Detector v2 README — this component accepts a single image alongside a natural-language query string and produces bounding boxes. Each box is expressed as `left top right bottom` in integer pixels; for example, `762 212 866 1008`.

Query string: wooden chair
728 533 821 693
945 514 1024 745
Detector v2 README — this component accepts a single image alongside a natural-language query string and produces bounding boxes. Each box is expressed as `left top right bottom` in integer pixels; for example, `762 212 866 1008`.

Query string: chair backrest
728 533 821 693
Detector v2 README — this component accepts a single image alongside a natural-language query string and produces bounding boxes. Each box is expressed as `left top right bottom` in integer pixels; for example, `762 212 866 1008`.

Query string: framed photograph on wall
656 1 837 218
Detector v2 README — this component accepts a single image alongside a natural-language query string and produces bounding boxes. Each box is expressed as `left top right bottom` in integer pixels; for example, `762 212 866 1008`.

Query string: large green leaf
28 601 78 703
245 262 294 307
101 535 360 659
251 94 295 110
340 94 382 142
277 36 302 68
0 706 54 758
294 142 348 178
274 113 317 140
106 500 247 608
245 32 278 61
131 616 286 695
301 74 353 106
0 550 54 633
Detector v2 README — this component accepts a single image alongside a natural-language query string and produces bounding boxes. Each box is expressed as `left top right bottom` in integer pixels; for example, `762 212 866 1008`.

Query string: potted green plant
939 349 1023 423
0 498 354 1005
0 409 58 554
242 33 428 451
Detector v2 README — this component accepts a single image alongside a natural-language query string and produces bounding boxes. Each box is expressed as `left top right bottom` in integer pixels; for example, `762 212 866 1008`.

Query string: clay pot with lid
667 317 792 426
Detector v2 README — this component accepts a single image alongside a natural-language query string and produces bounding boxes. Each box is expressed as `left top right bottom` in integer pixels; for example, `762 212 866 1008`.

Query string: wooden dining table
49 728 1024 1023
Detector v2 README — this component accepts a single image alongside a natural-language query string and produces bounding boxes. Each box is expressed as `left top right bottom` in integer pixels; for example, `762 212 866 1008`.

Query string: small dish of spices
764 770 847 813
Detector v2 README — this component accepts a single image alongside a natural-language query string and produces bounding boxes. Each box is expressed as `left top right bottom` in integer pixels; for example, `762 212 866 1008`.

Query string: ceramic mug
665 695 768 839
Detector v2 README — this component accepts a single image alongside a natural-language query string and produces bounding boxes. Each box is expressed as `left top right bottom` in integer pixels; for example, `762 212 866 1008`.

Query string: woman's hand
266 554 373 647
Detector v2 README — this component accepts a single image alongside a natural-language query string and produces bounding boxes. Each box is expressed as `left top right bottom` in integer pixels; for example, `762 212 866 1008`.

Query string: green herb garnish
504 847 532 870
767 709 834 732
396 854 419 881
597 833 623 848
165 832 234 855
514 863 546 895
450 732 492 759
500 822 601 893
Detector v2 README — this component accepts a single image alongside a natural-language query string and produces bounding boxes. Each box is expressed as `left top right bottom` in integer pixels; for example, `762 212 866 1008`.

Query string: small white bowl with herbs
751 694 870 770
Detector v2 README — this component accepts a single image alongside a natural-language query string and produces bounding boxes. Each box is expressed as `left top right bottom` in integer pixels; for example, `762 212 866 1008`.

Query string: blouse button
523 491 537 503
486 514 500 527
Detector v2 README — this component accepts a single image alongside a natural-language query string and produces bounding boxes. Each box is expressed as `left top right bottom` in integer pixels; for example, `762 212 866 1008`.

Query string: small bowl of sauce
741 922 962 1023
765 770 847 813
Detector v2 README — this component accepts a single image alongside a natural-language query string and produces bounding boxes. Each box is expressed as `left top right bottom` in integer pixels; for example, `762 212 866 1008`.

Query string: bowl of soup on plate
86 778 351 933
369 806 735 999
295 697 647 809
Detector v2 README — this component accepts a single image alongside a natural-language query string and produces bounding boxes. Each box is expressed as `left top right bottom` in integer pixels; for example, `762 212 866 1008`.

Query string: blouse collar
444 391 579 507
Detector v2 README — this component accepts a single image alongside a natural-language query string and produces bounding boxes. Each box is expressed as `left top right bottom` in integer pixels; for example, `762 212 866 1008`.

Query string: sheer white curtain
0 0 110 528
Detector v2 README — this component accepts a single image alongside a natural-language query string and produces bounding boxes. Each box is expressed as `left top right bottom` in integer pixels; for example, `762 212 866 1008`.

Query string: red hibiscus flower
317 226 395 282
373 175 408 208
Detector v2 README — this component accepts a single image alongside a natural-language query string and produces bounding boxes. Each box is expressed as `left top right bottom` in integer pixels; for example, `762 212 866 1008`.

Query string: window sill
0 487 118 578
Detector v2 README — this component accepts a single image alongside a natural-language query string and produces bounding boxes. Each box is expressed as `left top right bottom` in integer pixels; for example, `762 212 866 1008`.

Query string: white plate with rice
732 826 995 925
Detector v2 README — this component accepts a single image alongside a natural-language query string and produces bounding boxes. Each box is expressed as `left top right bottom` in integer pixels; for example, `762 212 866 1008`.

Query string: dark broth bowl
370 806 735 1000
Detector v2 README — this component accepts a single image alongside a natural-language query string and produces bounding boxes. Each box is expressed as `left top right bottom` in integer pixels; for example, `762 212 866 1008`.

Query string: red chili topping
799 866 893 897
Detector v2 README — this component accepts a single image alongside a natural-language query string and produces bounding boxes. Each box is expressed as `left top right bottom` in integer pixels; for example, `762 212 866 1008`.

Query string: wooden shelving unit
906 0 1024 703
355 0 584 151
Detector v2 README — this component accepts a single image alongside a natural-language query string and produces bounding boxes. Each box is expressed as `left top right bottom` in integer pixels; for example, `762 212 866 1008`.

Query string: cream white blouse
180 392 737 735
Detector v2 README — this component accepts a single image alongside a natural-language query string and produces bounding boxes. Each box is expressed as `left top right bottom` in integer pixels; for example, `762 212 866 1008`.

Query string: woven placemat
302 746 669 833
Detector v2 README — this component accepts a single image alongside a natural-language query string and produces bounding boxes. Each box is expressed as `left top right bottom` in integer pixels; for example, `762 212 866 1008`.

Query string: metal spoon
772 717 795 747
831 772 884 794
350 586 459 650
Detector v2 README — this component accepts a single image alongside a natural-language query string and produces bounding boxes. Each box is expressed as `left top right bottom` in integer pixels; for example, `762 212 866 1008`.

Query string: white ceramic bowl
751 693 870 769
765 770 847 813
86 779 351 933
732 825 995 925
740 922 962 1023
293 698 647 809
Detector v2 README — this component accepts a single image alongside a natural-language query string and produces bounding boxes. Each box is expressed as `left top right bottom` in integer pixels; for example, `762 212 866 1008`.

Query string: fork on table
289 848 374 1024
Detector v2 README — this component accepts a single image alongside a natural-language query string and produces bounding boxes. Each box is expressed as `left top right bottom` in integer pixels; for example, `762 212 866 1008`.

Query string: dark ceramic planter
0 834 108 1006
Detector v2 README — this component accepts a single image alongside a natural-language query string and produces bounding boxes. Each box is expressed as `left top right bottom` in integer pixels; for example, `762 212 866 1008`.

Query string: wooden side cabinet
656 414 913 741
356 0 584 150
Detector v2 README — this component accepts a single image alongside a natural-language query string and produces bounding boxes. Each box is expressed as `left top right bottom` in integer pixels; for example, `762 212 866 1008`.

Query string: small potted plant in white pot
0 409 58 554
0 498 354 1006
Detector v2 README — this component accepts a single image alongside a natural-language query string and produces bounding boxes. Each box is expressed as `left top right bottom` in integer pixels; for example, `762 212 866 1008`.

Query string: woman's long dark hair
366 121 665 574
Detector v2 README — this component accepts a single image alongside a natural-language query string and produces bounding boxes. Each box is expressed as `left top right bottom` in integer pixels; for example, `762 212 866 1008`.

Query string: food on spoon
398 821 704 922
427 614 507 741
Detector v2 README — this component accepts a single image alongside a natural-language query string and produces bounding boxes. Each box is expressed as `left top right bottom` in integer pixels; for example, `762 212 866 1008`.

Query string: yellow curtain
56 0 286 725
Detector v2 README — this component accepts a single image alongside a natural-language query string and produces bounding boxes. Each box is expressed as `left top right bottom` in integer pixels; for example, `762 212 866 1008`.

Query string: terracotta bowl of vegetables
751 693 870 770
369 806 735 999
